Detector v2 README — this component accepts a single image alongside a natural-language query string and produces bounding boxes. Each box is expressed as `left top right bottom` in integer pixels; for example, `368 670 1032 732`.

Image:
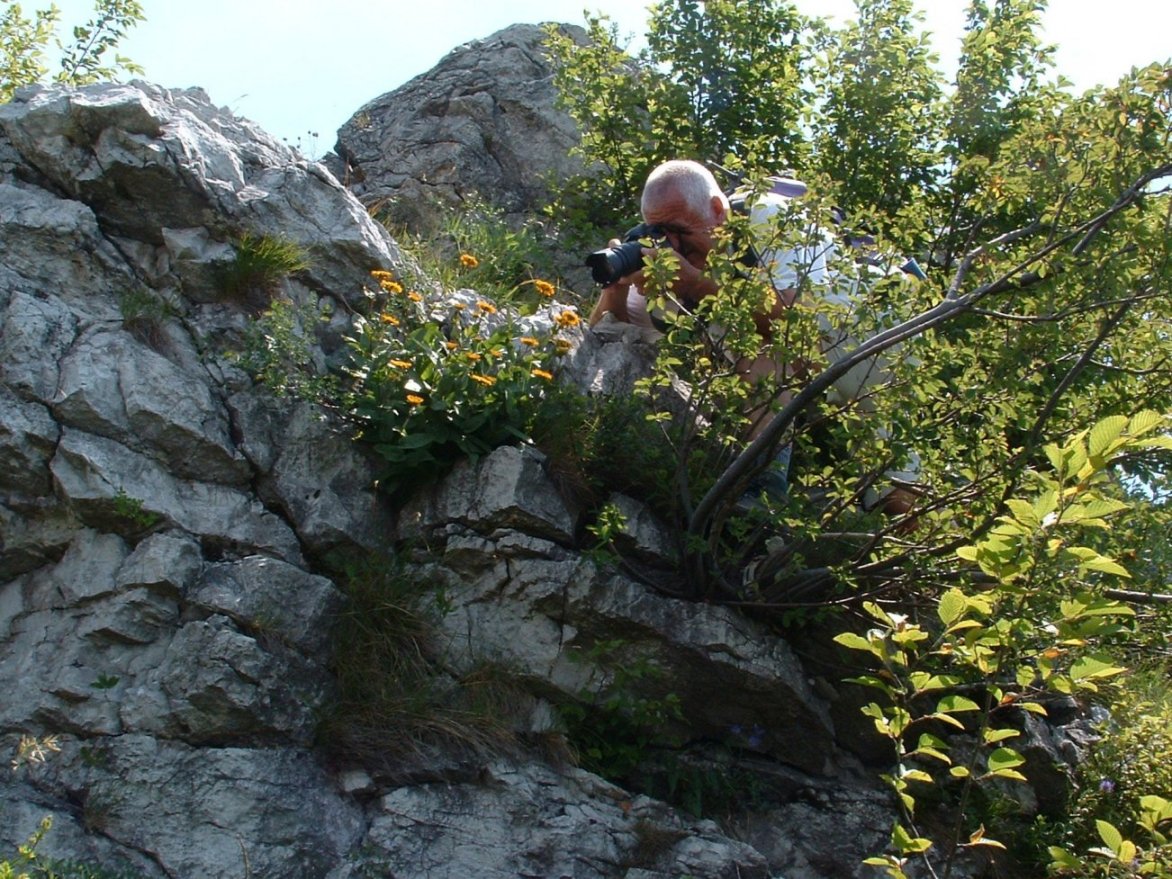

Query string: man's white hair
641 159 730 216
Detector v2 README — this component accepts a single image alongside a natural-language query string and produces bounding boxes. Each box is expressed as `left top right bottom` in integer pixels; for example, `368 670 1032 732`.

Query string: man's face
642 190 724 270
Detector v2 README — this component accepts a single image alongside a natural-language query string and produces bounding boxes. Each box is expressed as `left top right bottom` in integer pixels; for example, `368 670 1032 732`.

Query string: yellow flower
531 368 554 381
554 339 572 356
476 300 497 314
379 278 404 294
370 270 394 280
390 359 412 369
406 394 425 405
445 340 459 350
554 310 581 328
465 351 482 362
470 373 496 387
453 302 466 311
533 279 555 298
460 253 479 269
407 291 423 302
520 336 539 347
379 313 400 326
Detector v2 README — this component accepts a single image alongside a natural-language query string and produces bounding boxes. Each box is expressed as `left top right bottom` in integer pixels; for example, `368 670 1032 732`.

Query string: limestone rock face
333 23 587 230
0 80 398 877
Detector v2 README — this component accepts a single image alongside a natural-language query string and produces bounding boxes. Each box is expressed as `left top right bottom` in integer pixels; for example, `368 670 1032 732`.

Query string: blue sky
41 0 1172 154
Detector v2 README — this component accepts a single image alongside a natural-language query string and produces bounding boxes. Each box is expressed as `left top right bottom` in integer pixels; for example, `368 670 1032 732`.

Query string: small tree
1 0 144 103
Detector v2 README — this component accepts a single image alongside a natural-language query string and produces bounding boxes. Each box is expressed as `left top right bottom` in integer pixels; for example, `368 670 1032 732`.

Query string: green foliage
557 639 684 785
1 0 144 103
117 287 174 352
318 555 522 773
236 295 338 401
110 488 158 531
344 269 579 497
1039 666 1172 876
0 817 143 879
390 196 568 310
833 414 1165 876
216 233 309 306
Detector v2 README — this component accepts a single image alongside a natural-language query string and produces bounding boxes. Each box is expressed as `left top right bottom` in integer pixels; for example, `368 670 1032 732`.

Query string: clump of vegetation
1035 664 1172 876
117 288 175 352
344 268 580 497
109 488 159 533
216 233 309 308
388 196 569 312
317 556 525 777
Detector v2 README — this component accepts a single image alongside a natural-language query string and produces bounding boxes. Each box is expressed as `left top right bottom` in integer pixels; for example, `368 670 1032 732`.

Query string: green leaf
1088 415 1128 459
1047 846 1083 869
987 747 1025 772
936 694 980 713
937 589 968 626
1127 409 1164 437
833 632 874 652
891 823 932 854
1096 819 1124 854
1069 655 1127 681
983 728 1020 744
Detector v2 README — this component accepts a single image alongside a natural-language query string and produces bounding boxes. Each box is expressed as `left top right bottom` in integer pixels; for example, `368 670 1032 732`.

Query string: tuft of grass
117 288 176 353
318 556 523 778
217 233 310 308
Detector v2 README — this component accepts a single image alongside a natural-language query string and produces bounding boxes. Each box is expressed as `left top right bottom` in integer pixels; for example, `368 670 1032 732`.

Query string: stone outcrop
331 23 587 231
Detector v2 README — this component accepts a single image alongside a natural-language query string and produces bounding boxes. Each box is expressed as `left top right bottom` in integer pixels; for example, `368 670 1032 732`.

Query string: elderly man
588 159 917 515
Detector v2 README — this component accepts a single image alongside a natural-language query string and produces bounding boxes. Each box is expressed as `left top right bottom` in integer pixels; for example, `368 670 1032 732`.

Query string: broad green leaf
936 694 980 713
1118 840 1137 864
1088 415 1128 459
983 728 1020 744
987 747 1025 772
949 765 971 778
1128 409 1164 437
937 589 968 626
833 632 873 652
1069 656 1127 681
1005 498 1037 526
955 545 978 562
1096 819 1124 854
901 769 933 784
1047 846 1082 869
892 823 932 854
990 768 1027 781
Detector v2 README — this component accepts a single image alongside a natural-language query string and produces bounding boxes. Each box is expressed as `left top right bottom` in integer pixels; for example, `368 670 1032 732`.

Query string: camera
585 222 667 285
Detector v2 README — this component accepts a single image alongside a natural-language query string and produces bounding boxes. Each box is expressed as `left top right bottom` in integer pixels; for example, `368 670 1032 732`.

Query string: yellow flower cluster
460 253 479 269
533 279 555 298
554 310 581 329
370 270 403 295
